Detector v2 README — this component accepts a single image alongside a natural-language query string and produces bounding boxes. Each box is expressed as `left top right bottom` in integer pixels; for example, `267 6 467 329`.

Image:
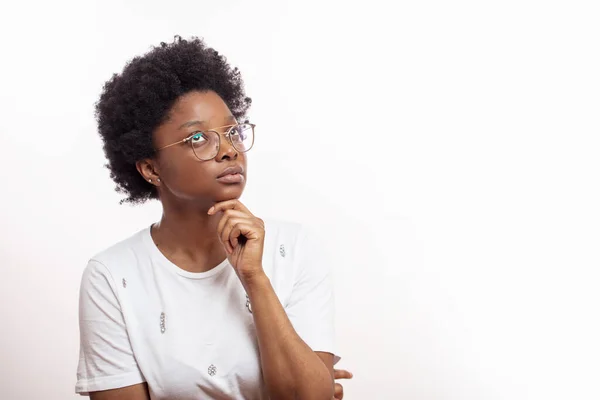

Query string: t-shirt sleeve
285 227 340 365
75 259 145 395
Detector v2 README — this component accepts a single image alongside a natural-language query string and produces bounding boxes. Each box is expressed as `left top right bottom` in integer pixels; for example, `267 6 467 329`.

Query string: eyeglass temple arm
156 123 254 151
156 139 187 151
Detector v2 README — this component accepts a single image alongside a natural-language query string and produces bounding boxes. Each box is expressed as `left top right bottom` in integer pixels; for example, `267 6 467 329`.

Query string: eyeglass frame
155 123 256 160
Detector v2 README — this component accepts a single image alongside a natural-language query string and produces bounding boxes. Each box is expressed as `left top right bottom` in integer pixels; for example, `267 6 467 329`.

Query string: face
139 90 248 206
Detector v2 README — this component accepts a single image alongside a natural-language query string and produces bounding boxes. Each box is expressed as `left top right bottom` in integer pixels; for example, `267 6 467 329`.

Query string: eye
230 126 247 141
190 132 207 143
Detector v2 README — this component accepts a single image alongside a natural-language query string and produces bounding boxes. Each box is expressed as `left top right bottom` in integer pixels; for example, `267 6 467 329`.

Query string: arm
209 201 337 400
77 260 146 397
245 273 334 400
90 383 150 400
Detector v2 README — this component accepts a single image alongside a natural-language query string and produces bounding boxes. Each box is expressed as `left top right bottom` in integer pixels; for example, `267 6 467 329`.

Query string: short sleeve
285 227 340 365
75 259 145 395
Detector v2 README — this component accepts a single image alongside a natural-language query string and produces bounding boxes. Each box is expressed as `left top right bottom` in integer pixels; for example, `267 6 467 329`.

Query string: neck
151 198 227 272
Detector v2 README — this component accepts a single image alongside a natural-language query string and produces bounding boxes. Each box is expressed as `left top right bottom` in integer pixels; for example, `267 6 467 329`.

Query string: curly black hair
95 36 252 204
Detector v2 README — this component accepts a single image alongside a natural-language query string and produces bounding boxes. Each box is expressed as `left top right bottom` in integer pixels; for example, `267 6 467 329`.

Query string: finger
208 199 252 216
333 369 353 380
229 222 260 250
217 210 251 251
221 218 248 253
216 213 233 254
334 382 344 399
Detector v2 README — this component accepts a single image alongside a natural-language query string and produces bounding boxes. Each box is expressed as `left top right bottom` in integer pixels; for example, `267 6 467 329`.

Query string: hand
333 368 353 400
208 200 265 284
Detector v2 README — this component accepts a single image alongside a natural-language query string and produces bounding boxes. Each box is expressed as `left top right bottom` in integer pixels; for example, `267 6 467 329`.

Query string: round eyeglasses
156 123 255 161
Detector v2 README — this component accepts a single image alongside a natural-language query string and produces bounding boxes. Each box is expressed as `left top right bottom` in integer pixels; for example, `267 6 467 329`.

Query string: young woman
75 36 352 400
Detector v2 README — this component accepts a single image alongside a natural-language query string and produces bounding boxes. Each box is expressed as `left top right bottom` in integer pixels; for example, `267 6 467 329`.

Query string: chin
214 184 245 202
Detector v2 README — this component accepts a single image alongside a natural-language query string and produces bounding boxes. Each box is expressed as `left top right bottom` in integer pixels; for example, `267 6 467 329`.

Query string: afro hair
95 35 252 204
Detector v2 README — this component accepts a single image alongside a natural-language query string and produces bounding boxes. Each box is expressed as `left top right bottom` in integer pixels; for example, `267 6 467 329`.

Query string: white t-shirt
75 219 339 399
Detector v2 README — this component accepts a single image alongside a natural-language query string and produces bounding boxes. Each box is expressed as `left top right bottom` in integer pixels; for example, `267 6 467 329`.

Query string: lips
216 165 244 179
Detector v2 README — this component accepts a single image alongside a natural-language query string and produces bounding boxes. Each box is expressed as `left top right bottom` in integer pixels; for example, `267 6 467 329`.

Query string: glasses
156 123 255 161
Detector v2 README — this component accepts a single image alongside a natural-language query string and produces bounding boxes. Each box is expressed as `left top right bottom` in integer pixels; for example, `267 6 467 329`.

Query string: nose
216 133 238 161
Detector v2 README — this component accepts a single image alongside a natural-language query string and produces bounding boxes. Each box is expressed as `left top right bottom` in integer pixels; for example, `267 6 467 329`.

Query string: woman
75 36 352 399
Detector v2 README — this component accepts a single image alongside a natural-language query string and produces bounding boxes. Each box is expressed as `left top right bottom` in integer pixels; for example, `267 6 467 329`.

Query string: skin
333 369 353 400
91 90 353 400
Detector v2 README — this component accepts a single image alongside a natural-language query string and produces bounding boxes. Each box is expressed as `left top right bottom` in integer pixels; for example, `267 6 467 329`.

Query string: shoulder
82 227 150 283
262 218 329 281
262 218 319 259
263 218 324 245
263 218 303 239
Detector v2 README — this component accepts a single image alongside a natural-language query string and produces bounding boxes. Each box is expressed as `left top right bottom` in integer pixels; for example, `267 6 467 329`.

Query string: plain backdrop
0 0 599 399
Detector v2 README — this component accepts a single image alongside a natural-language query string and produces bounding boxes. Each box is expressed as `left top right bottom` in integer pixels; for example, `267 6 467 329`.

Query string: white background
0 0 599 399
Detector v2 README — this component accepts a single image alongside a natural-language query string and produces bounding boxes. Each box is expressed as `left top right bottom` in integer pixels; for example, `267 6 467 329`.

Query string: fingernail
208 207 214 215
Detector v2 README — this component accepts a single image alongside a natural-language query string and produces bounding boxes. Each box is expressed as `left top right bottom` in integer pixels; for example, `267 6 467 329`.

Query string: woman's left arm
209 200 335 400
245 272 335 400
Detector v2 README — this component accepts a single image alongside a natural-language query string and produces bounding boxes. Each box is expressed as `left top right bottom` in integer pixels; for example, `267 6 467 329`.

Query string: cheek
160 154 212 187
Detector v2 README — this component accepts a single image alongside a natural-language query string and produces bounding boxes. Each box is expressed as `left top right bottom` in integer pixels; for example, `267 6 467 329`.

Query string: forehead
167 90 234 125
153 90 236 146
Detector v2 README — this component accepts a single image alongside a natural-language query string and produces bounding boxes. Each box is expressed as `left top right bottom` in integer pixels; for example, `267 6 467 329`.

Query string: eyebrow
178 120 204 130
178 115 237 130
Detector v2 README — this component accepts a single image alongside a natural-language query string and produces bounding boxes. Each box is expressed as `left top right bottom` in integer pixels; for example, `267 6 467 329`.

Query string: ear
136 158 161 186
